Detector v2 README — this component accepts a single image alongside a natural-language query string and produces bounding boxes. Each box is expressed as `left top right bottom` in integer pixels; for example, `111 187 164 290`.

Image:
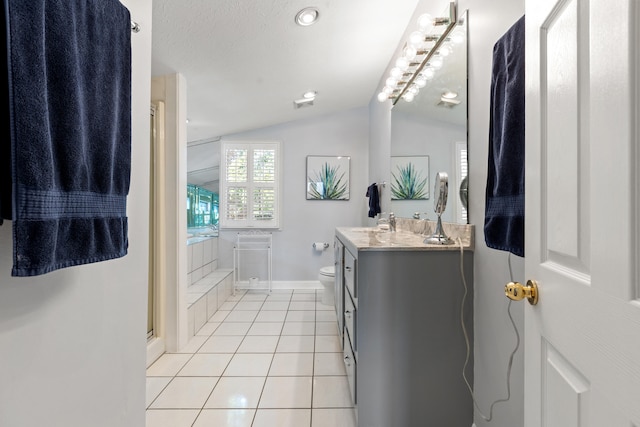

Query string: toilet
318 265 335 305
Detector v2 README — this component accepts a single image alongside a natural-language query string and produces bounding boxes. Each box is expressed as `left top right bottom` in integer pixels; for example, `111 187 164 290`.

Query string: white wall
458 1 526 426
368 0 526 426
217 107 370 281
0 1 151 426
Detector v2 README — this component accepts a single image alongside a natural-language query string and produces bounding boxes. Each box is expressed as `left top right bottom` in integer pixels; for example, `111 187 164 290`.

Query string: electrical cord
456 238 521 422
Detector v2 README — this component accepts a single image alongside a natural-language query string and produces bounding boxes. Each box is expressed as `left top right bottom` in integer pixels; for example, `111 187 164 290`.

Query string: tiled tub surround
187 269 234 339
187 236 218 285
186 236 235 338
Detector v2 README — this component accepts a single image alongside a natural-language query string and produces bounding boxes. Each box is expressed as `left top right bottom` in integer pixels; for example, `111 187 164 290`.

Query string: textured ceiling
151 0 421 143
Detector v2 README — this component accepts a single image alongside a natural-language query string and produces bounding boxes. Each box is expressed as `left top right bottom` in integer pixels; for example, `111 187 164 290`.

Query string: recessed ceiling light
303 91 317 99
441 91 458 99
295 8 319 26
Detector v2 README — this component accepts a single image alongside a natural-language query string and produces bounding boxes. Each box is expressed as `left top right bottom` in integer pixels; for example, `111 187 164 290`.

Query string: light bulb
439 45 452 57
404 45 417 61
415 75 427 88
451 29 465 44
386 77 399 87
390 67 404 79
402 92 415 102
409 30 425 48
377 92 389 102
408 84 419 95
430 54 443 70
417 14 434 33
421 67 435 80
395 57 410 71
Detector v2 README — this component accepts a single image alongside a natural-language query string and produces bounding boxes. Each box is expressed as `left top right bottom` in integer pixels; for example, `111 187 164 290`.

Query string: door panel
525 0 640 425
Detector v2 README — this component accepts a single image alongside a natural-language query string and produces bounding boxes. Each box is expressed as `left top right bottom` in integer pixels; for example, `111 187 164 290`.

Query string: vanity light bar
377 2 458 104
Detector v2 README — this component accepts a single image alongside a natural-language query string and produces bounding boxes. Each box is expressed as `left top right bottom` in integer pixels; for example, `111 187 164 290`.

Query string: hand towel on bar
366 183 381 218
3 0 132 276
484 15 525 257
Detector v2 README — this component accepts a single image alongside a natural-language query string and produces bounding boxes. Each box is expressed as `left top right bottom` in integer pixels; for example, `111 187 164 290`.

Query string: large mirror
390 10 468 224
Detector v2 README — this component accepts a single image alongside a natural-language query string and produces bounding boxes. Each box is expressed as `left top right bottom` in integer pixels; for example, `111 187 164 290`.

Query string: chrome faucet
389 212 396 232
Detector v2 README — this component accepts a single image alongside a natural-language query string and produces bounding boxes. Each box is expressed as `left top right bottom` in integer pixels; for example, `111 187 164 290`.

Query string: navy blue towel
484 16 525 257
2 0 132 276
366 183 381 218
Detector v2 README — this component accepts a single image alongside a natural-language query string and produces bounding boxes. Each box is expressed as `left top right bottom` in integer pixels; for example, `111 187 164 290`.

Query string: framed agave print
306 156 350 200
390 156 429 200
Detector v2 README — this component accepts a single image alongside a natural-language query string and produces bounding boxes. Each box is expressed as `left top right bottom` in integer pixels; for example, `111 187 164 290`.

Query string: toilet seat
319 265 335 277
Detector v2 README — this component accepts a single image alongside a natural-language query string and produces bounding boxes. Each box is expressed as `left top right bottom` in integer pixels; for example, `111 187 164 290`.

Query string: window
220 141 281 229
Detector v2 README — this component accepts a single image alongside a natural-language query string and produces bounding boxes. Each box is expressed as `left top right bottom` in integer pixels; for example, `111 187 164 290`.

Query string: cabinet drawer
344 291 356 352
344 250 357 300
343 336 357 405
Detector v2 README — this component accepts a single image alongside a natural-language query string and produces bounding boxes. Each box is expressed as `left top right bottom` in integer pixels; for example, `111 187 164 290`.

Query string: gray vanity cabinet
335 230 474 427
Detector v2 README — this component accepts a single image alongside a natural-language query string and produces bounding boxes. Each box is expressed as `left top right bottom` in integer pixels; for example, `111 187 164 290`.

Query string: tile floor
146 288 357 427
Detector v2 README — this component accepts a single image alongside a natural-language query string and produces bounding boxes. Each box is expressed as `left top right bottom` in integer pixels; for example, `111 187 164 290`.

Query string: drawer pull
345 266 352 271
344 355 351 367
345 310 352 318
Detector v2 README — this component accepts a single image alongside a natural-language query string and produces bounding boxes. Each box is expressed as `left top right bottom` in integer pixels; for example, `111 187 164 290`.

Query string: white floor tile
282 321 316 336
234 301 264 311
291 293 317 301
247 322 283 336
146 354 192 377
315 321 338 336
146 409 199 427
213 322 252 336
150 377 219 409
195 322 220 337
316 301 334 311
285 310 315 322
146 377 171 408
192 409 255 427
209 310 230 322
258 377 313 408
269 353 314 376
255 310 287 322
177 353 233 377
219 301 238 311
313 353 347 376
265 292 292 302
276 336 315 353
242 293 268 301
224 310 259 322
311 408 357 427
252 409 311 427
237 336 279 353
289 301 316 311
314 335 342 353
224 353 274 376
261 301 290 311
147 286 357 425
316 311 337 322
312 376 353 408
173 335 208 353
198 335 243 353
204 377 266 409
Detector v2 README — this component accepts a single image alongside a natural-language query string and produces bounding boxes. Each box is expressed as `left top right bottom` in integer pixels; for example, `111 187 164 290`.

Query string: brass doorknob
505 280 539 305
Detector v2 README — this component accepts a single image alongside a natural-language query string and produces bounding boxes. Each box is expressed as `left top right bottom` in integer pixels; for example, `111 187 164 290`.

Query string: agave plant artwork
307 157 349 200
391 160 429 200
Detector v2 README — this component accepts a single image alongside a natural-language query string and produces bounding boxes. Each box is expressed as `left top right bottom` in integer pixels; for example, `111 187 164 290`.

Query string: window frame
220 140 282 229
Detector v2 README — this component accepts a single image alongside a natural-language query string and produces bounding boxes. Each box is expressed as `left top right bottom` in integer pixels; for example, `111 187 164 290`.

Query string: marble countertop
336 220 474 252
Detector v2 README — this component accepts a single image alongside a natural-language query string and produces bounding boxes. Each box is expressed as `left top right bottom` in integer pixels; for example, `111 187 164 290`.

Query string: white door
524 0 640 425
